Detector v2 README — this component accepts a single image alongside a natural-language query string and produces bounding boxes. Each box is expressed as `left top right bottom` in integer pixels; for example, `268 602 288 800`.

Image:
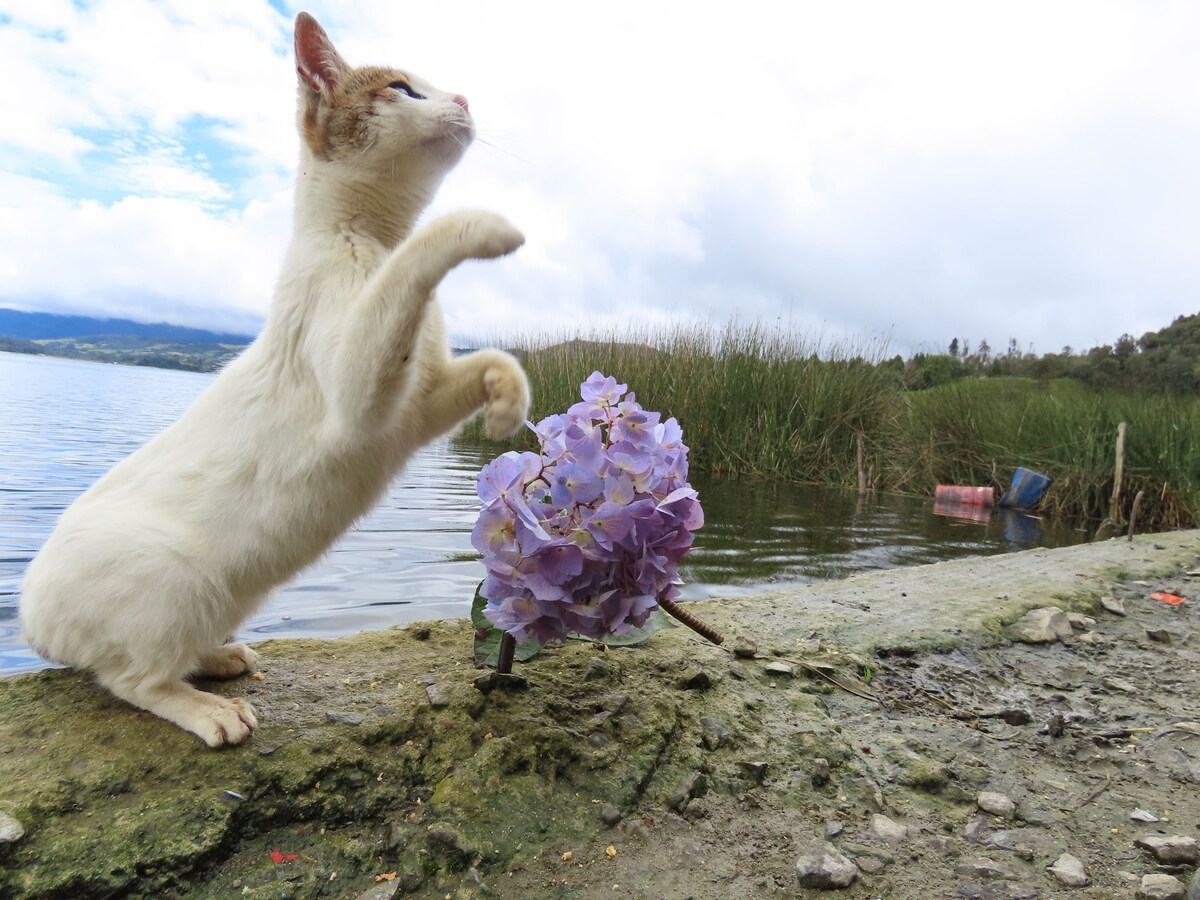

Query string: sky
1 0 1198 356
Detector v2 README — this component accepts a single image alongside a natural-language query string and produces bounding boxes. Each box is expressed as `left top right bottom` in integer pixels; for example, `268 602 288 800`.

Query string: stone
472 672 528 693
678 668 713 691
795 843 858 890
600 803 622 826
963 818 990 843
955 857 1020 881
1146 629 1173 644
731 636 758 658
740 760 769 783
977 791 1017 820
325 710 364 726
1100 595 1127 616
1130 809 1160 823
825 820 844 839
1047 853 1089 888
844 842 893 874
0 811 25 844
583 657 612 681
1065 612 1096 629
1135 834 1199 865
700 717 732 751
1006 606 1073 644
425 684 451 708
1104 676 1138 693
353 883 400 900
764 660 796 678
811 757 832 787
868 814 908 845
1137 874 1186 900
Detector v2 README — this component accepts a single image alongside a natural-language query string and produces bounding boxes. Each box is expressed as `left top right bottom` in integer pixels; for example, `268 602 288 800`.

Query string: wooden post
1110 422 1127 523
1128 490 1145 542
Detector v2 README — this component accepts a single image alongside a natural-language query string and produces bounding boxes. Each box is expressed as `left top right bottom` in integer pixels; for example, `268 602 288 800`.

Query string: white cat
19 13 530 747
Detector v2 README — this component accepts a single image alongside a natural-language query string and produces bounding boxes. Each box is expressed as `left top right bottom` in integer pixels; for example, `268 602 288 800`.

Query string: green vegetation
459 323 1199 530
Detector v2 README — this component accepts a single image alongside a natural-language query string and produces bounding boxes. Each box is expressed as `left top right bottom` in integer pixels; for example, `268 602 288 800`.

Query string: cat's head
293 13 473 180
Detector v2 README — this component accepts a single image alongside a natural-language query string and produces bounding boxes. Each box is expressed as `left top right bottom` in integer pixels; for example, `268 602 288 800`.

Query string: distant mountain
0 307 256 372
0 308 255 344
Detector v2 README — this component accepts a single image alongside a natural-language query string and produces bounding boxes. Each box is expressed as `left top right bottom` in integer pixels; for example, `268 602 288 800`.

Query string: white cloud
1 0 1198 352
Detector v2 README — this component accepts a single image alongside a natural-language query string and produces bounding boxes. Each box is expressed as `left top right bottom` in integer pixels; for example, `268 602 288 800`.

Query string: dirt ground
1 532 1197 900
498 565 1200 899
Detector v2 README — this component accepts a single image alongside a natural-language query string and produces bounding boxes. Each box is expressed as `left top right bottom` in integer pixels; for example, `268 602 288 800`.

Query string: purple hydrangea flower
474 372 704 644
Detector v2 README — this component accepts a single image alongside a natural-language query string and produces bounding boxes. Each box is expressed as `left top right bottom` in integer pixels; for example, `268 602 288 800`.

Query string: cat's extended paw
483 360 531 440
456 211 525 261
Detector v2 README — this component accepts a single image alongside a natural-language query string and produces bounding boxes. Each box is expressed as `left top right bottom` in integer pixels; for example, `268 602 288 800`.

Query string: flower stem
658 597 724 645
497 632 517 674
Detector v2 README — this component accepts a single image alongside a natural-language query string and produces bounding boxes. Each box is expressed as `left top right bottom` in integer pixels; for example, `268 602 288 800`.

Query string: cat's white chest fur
18 12 530 748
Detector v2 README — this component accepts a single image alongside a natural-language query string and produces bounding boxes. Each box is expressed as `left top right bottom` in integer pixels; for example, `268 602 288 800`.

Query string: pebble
955 857 1020 881
325 710 365 726
1102 676 1137 694
0 811 25 843
764 660 796 678
1134 834 1199 865
600 803 622 826
1146 629 1173 644
739 760 768 783
795 843 859 889
425 684 451 708
963 818 990 843
472 672 528 693
678 668 713 691
1066 613 1096 630
825 820 844 839
868 814 908 845
1130 809 1160 823
811 758 832 788
1006 607 1073 644
1047 853 1089 888
844 842 894 874
977 791 1017 820
583 658 612 681
1137 874 1187 900
731 636 758 659
700 717 732 751
1100 595 1127 616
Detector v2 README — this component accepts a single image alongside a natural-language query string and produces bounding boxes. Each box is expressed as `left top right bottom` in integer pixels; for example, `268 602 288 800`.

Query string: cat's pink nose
451 94 469 112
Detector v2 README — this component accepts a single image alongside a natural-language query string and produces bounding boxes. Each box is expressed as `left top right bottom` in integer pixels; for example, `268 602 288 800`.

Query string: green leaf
471 583 543 667
571 609 675 647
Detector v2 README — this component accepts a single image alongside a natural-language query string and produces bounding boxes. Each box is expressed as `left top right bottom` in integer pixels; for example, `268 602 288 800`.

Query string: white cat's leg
417 349 531 441
193 642 258 679
329 211 524 427
98 668 257 748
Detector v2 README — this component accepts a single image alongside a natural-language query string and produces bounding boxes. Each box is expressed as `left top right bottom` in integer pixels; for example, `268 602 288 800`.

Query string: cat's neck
292 155 436 250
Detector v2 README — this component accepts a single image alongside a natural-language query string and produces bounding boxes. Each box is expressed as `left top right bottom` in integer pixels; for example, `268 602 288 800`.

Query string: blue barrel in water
998 467 1052 510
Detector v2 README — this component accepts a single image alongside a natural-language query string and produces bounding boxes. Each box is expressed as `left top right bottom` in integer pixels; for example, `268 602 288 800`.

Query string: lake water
0 351 1088 676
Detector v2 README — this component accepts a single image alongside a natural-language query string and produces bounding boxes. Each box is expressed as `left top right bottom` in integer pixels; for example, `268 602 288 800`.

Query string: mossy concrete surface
0 530 1196 898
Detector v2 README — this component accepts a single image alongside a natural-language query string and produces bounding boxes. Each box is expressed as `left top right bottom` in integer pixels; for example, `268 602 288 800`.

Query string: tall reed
459 326 1199 529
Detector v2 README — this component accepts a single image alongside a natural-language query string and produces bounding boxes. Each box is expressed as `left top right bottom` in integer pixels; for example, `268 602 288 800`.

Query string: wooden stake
496 632 516 674
1110 421 1127 523
856 431 867 494
1128 490 1145 542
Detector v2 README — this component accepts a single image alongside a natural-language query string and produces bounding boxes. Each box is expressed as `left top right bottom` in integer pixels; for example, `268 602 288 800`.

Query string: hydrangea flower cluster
473 371 704 644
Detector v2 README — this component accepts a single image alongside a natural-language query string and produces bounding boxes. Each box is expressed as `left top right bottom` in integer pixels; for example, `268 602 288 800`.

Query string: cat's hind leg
194 642 258 679
98 667 257 748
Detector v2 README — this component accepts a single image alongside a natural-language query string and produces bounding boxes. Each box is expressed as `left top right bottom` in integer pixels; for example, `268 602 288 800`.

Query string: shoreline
1 531 1197 898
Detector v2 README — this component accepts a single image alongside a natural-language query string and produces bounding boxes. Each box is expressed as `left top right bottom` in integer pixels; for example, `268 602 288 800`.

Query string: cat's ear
294 12 349 94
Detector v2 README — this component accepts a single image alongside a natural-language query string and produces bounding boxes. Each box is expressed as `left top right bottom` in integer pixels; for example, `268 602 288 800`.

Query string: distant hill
0 308 255 344
0 307 255 373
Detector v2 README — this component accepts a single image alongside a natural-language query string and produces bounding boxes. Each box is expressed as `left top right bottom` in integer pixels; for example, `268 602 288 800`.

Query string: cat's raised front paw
455 211 525 261
483 360 531 440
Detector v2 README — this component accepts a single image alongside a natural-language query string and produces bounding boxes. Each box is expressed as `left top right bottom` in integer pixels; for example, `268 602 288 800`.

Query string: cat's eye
388 81 425 100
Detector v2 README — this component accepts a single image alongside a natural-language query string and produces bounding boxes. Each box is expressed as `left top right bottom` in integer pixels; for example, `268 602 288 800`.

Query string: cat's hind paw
483 361 531 440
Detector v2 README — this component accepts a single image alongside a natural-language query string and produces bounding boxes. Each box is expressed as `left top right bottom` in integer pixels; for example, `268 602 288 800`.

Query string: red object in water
934 485 995 506
1150 592 1186 605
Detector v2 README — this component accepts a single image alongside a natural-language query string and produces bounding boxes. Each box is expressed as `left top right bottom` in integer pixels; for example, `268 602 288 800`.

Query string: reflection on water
0 351 1088 677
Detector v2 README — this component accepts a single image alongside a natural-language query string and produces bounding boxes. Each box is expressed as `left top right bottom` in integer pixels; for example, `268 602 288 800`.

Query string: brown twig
658 596 724 644
496 632 516 675
1128 489 1145 541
